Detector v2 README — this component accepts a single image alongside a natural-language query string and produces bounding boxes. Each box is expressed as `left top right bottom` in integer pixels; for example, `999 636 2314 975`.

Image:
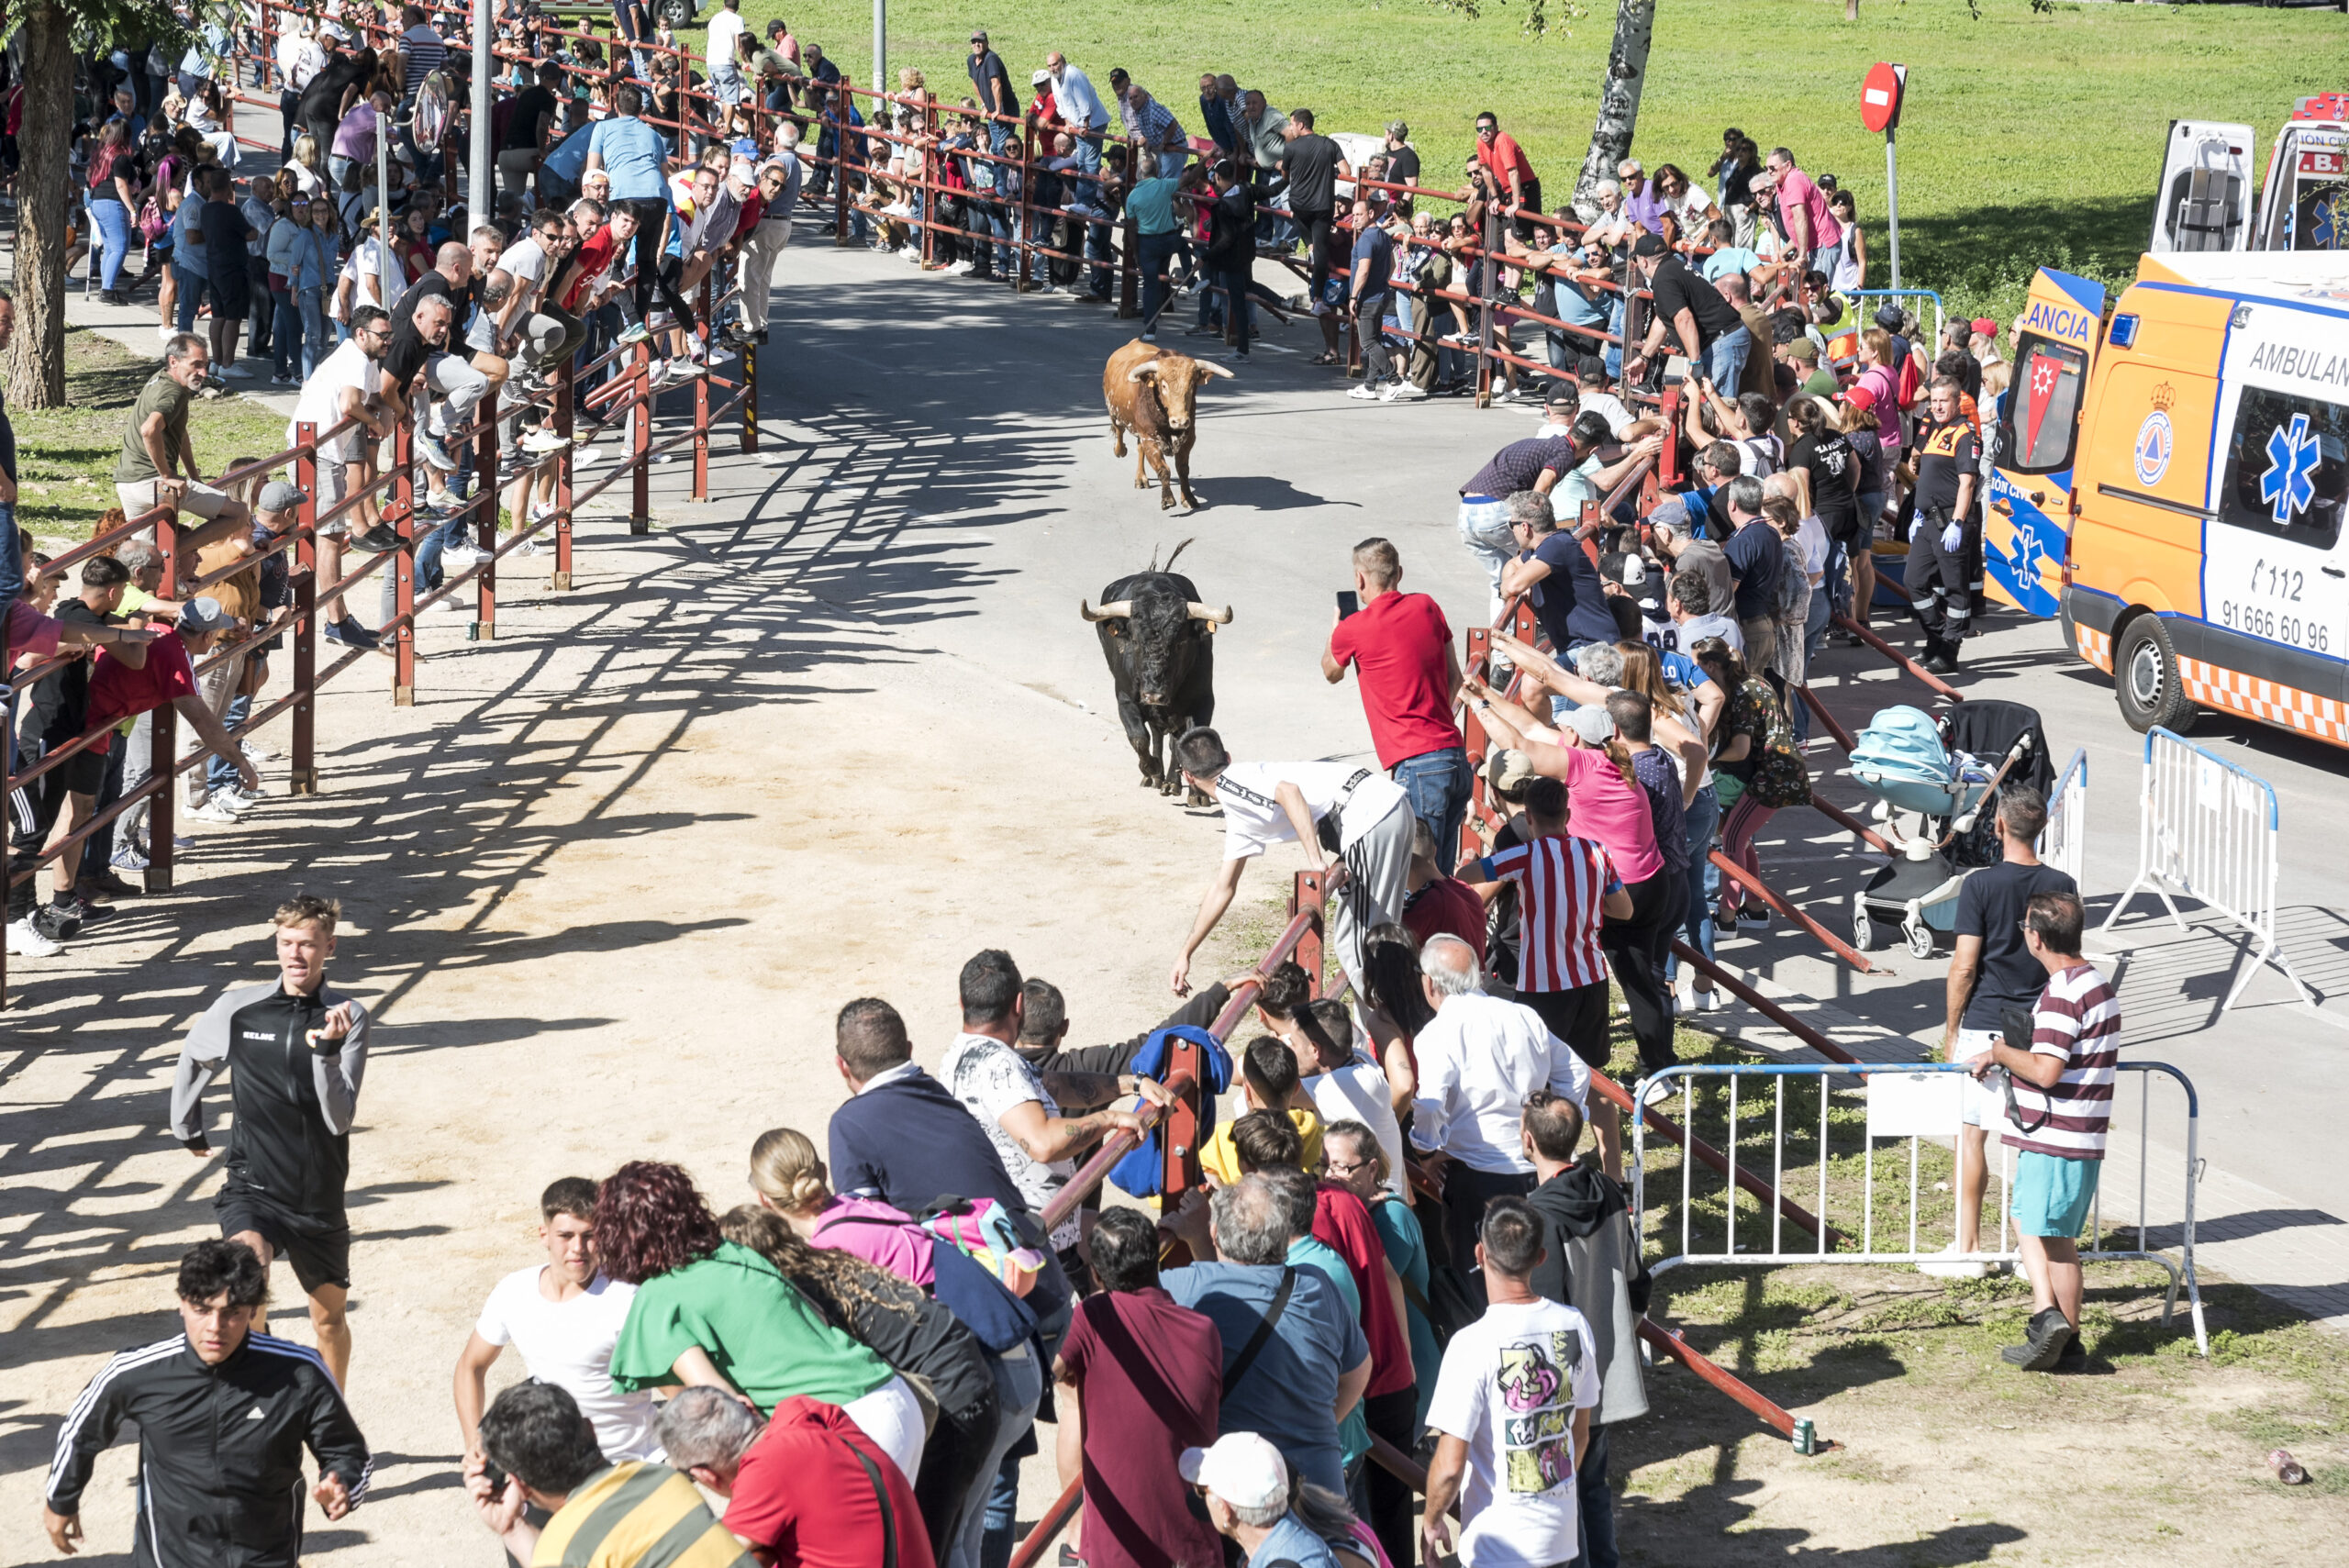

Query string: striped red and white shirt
2002 962 2121 1161
1476 834 1620 994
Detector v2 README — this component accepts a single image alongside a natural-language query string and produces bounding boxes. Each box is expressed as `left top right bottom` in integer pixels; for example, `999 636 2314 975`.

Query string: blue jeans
1605 295 1627 380
173 261 206 332
1391 746 1472 865
206 692 252 795
1667 781 1721 993
271 284 297 376
1705 324 1753 395
298 289 328 378
91 200 132 291
1137 230 1181 331
1580 1422 1618 1568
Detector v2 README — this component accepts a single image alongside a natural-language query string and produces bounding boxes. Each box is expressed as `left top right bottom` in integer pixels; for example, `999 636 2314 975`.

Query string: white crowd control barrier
2041 747 2087 886
2104 727 2314 1012
1631 1062 2208 1354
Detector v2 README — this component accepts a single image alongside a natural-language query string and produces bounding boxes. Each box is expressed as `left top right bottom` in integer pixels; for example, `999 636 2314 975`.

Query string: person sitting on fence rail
1200 1038 1326 1187
1966 889 2120 1374
1523 1089 1649 1568
1052 1205 1224 1568
112 334 256 551
1160 1172 1371 1502
1422 1194 1600 1568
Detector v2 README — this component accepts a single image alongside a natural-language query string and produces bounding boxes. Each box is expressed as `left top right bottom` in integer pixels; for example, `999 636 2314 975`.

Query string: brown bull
1103 340 1233 511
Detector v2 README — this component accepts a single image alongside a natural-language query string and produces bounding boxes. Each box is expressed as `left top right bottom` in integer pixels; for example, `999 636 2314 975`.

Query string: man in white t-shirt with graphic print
452 1177 659 1467
1424 1195 1600 1568
1170 726 1415 1002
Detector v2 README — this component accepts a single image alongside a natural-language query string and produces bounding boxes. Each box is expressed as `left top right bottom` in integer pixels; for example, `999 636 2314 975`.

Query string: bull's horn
1196 361 1236 380
1186 602 1234 624
1081 599 1135 622
1126 364 1160 382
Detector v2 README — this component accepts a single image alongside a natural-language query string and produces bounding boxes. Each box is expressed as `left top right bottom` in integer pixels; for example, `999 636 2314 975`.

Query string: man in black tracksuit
42 1240 371 1565
172 895 370 1387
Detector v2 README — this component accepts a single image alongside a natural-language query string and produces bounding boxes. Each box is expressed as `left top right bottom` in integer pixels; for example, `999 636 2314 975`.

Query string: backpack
1895 347 1924 411
914 1194 1047 1297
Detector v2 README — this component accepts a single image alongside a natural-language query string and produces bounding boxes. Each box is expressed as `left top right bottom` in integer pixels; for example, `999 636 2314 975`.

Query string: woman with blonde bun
749 1127 936 1284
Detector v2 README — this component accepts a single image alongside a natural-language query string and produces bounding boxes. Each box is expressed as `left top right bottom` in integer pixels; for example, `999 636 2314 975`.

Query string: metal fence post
146 511 181 895
474 384 500 639
693 276 712 501
1290 868 1329 997
1017 117 1034 292
392 424 417 706
1475 200 1499 406
554 369 576 591
291 424 319 795
741 339 758 453
834 76 852 246
630 344 652 536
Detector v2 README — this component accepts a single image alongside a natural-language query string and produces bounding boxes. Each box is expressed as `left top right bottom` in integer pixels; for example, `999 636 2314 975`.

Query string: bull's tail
1152 538 1196 575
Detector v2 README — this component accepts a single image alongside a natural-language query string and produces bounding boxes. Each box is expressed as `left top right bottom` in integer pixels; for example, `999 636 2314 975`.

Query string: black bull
1082 572 1233 796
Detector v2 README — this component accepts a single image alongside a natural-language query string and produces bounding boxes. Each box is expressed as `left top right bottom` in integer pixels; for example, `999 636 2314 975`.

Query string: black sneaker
2000 1307 2074 1372
2053 1331 2087 1373
351 524 407 555
326 616 380 651
31 904 81 942
51 895 113 929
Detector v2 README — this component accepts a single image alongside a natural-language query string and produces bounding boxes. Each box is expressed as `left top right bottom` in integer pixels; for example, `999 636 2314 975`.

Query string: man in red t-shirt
1402 817 1488 961
1324 537 1470 867
662 1386 934 1568
1473 110 1541 240
1052 1207 1222 1568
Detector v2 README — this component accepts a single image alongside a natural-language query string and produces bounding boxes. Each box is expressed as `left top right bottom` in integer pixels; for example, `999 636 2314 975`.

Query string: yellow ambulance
2015 251 2349 746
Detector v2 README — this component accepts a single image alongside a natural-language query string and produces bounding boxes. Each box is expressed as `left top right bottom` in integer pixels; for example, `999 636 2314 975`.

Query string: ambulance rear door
2152 120 2256 254
2203 299 2349 706
1987 269 2104 617
2254 120 2349 253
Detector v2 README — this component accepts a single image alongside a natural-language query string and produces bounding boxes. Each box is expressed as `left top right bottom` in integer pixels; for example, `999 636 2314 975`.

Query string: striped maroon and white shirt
2002 962 2121 1161
1477 834 1620 994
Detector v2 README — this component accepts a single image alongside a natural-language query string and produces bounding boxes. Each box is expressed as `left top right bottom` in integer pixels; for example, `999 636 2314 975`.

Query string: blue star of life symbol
2009 517 2048 593
2262 414 2320 527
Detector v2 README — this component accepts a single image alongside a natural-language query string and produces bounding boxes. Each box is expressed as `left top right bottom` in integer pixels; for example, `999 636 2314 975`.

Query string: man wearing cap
1625 233 1749 398
1780 336 1839 400
1457 432 1576 617
731 152 800 344
967 31 1019 151
1183 1432 1339 1568
185 480 305 824
1574 354 1632 437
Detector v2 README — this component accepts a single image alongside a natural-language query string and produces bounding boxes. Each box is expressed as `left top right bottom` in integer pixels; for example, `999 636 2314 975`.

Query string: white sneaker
530 501 558 522
188 798 242 824
6 917 62 958
1917 1242 1991 1280
664 361 707 382
1384 383 1429 401
948 261 976 276
440 542 488 570
434 596 470 615
240 739 279 762
575 445 607 466
220 364 255 380
1346 384 1381 401
520 428 573 455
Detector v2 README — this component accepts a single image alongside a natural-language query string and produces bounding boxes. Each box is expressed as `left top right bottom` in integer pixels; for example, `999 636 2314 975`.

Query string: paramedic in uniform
1168 726 1414 1004
171 895 370 1389
1903 375 1980 674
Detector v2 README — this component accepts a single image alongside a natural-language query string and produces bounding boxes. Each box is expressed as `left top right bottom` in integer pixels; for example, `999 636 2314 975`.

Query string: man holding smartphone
171 894 370 1388
1324 538 1471 862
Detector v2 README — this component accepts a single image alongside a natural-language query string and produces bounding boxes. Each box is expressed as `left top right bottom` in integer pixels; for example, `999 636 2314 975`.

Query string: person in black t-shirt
497 61 563 196
1904 377 1980 671
195 168 255 375
1934 787 2076 1274
1624 233 1750 395
1380 121 1420 188
1787 395 1860 546
6 557 133 938
1278 108 1349 314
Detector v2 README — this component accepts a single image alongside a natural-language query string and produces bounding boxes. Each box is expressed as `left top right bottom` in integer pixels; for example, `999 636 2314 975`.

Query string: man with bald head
388 242 503 517
1408 932 1592 1307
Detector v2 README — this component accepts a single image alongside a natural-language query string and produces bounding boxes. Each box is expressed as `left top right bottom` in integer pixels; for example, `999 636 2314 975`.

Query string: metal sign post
1862 61 1909 289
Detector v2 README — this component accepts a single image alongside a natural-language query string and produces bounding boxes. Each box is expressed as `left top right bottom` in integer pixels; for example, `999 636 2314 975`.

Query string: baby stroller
1845 701 2050 958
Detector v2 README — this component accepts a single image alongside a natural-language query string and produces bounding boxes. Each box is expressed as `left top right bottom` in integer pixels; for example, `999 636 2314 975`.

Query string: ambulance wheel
658 0 694 26
2114 616 2199 736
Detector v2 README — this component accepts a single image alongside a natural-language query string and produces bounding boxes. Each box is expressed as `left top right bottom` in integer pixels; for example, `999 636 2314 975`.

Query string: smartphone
1336 590 1360 620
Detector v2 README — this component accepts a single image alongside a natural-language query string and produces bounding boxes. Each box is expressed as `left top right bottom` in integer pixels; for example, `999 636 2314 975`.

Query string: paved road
741 232 2349 1292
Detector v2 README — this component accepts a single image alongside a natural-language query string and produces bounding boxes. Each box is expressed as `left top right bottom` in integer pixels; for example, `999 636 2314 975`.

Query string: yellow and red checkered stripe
2178 658 2349 743
2074 624 2113 673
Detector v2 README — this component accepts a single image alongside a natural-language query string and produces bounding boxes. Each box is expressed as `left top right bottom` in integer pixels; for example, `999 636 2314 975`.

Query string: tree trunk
9 0 76 408
1574 0 1656 216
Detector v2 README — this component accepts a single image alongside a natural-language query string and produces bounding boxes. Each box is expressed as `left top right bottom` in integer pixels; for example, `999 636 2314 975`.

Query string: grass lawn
685 0 2332 324
13 328 291 558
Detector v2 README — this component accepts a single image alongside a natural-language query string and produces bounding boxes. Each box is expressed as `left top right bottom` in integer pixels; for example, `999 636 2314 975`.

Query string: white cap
1178 1432 1287 1512
1564 706 1616 746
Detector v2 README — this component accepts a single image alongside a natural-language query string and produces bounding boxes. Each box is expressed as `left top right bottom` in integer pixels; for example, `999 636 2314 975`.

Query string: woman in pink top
1464 681 1684 1075
1855 328 1905 458
748 1126 935 1285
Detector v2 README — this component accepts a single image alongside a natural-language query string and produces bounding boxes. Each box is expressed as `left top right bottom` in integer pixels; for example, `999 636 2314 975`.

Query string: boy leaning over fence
1965 889 2121 1374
